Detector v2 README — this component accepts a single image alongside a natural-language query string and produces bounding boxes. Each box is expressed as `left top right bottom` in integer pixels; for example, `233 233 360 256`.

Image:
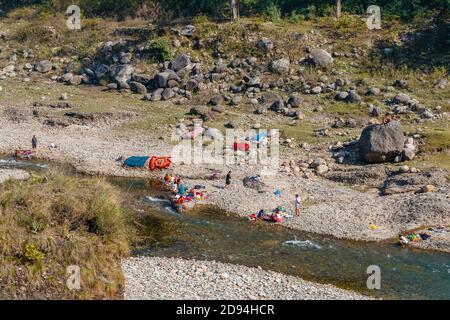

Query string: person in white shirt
295 194 301 217
399 234 409 246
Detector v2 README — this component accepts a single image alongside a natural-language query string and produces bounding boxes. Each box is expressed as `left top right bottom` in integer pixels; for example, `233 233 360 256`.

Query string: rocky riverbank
122 257 371 300
1 116 449 253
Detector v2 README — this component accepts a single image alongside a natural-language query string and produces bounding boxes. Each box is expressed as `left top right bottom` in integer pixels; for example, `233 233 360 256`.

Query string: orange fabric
149 156 172 171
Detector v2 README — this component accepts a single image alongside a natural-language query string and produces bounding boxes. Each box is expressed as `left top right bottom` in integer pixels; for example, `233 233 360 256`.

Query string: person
399 234 409 247
178 183 186 195
171 180 178 194
31 135 38 149
225 170 231 188
257 209 265 218
295 194 301 217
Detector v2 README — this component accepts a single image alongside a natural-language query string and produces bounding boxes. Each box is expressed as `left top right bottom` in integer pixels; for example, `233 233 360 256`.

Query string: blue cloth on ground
124 156 150 167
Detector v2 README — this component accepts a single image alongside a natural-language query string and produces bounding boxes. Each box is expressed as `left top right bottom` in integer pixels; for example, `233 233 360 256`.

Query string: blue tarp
253 131 268 142
124 156 149 168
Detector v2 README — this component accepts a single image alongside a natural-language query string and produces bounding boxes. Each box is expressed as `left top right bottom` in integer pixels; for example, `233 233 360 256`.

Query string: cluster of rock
280 156 331 178
381 168 446 195
389 91 436 119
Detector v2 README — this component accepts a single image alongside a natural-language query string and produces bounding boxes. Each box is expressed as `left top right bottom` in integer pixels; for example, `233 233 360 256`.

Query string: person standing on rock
295 194 302 217
31 135 38 149
225 170 232 188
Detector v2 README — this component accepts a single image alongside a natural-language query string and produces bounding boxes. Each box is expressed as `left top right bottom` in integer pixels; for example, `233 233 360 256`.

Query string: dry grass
0 173 132 299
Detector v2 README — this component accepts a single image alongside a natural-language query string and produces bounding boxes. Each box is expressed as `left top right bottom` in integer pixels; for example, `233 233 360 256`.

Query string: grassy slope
0 173 131 299
0 7 448 165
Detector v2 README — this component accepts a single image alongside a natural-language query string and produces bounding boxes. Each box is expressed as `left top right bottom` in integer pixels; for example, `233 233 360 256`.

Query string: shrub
266 3 282 23
22 243 45 264
143 40 172 63
30 217 46 234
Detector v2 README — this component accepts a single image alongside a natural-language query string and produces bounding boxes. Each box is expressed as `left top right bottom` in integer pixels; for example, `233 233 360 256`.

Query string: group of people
164 173 187 195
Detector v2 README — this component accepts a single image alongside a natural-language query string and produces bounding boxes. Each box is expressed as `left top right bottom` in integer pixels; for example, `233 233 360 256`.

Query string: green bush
144 40 172 63
266 3 282 22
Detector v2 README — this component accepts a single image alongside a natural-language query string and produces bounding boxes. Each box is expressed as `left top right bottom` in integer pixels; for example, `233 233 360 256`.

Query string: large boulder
358 121 405 163
309 49 333 68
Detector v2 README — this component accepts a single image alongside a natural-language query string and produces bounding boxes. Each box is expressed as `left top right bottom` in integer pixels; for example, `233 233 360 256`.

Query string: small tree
231 0 239 20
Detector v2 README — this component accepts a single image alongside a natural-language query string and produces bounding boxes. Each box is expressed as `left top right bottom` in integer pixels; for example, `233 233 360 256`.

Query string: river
1 157 449 300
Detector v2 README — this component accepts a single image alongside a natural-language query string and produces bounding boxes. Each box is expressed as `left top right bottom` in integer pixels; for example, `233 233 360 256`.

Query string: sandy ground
1 116 449 252
122 256 371 300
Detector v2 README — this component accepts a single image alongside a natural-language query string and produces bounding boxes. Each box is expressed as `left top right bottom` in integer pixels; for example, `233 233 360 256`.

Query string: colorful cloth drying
149 156 172 171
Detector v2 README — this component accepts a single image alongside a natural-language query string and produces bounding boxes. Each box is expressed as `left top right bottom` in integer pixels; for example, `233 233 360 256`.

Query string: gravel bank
0 168 30 184
122 257 371 300
1 117 449 252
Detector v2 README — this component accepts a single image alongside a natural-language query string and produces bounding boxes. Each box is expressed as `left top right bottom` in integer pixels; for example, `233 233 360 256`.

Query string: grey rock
287 94 303 107
358 121 406 163
110 64 134 85
130 81 147 94
180 25 196 37
154 72 172 88
368 104 382 117
171 53 190 72
256 38 274 52
162 88 175 100
335 91 348 101
347 90 361 103
95 64 110 79
209 95 224 106
309 49 333 68
271 58 290 74
393 93 411 104
35 60 53 73
311 86 322 94
366 87 381 96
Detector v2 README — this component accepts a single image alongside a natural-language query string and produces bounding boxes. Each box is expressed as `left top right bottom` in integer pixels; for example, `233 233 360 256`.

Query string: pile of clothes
163 174 208 213
123 156 171 171
248 206 292 223
172 189 208 213
14 149 34 159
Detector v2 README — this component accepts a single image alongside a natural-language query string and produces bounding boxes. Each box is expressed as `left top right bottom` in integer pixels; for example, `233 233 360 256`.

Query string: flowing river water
1 157 449 300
